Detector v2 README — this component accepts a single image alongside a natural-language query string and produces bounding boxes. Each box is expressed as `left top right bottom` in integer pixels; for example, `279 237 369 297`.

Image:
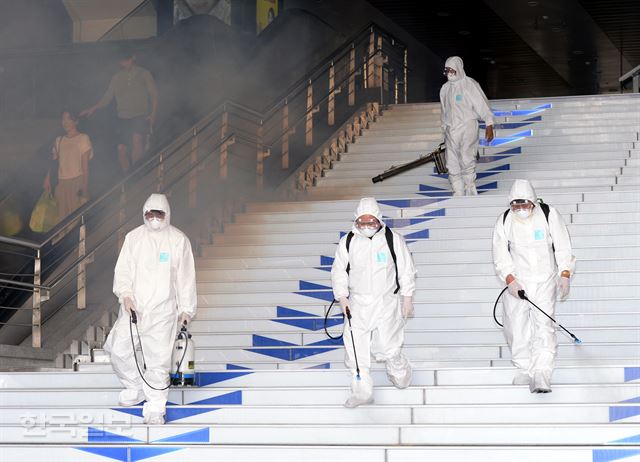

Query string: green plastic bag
0 203 22 236
29 192 59 233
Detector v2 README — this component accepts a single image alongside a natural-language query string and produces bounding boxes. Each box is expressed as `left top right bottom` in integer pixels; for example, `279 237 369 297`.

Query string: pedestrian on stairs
492 179 575 393
104 193 197 424
331 197 417 408
440 56 495 196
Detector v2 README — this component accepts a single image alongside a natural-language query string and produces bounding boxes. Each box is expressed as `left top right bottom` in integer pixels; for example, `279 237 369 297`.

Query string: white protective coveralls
104 193 197 422
440 56 494 196
492 180 575 390
331 198 417 406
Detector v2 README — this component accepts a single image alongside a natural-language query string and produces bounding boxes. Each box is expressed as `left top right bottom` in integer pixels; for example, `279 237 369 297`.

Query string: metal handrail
1 23 406 253
260 22 407 117
97 0 153 42
0 22 408 348
619 64 640 93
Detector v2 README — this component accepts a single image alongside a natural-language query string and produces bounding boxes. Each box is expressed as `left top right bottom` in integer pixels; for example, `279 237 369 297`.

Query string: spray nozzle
345 308 352 320
517 289 527 300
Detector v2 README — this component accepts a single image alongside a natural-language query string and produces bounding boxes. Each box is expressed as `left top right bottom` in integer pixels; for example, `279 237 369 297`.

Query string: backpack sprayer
129 311 196 390
493 287 582 344
372 142 447 183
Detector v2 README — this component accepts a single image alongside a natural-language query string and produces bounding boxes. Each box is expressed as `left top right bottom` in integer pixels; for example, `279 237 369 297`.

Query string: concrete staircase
1 94 639 461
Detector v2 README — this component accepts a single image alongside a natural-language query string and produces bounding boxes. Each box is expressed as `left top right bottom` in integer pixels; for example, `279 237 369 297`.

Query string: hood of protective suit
143 193 171 231
354 197 383 221
509 179 537 204
445 56 466 82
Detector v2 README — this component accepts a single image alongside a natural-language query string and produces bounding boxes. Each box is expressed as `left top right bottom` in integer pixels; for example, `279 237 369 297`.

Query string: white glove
402 296 414 319
180 312 192 326
507 279 523 298
123 296 136 315
338 297 350 316
558 277 570 300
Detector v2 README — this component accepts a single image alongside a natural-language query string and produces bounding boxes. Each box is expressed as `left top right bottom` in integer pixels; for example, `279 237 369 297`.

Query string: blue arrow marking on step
606 433 640 444
87 427 141 443
247 345 339 361
404 229 429 240
227 363 252 370
478 181 498 189
484 163 511 172
496 147 522 155
308 362 332 369
253 334 296 347
609 406 640 422
624 367 640 382
188 390 243 405
299 280 331 291
131 447 183 461
419 208 446 218
378 198 447 208
153 427 210 443
592 449 640 462
75 447 128 461
273 306 342 331
418 191 453 198
320 255 334 266
419 183 447 191
196 370 253 387
384 217 433 228
477 155 511 164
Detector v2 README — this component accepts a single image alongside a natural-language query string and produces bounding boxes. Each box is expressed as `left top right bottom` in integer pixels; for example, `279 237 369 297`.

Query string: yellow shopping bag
29 192 59 233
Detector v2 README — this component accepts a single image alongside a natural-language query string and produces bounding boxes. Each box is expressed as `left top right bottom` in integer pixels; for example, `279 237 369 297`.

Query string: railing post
403 47 408 104
306 80 313 146
188 127 198 208
394 75 399 104
282 100 289 169
376 35 383 88
77 217 86 310
348 45 355 106
257 120 265 189
220 109 229 179
32 249 41 348
117 185 126 250
328 61 335 126
367 28 375 88
156 153 164 192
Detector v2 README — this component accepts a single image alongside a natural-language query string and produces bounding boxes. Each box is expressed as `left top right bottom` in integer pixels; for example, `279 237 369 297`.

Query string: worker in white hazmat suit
492 180 575 393
104 193 197 424
440 56 495 196
331 197 417 408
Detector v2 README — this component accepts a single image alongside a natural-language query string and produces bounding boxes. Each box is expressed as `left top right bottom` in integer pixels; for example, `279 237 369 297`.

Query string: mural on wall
256 0 278 33
174 0 232 25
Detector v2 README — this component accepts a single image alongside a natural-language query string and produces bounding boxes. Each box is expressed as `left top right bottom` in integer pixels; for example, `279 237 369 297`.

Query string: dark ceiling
367 0 640 99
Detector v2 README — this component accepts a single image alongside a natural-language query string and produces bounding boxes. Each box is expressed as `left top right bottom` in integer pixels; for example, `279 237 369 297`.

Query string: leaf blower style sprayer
129 311 196 391
372 143 447 183
324 300 361 380
493 287 582 344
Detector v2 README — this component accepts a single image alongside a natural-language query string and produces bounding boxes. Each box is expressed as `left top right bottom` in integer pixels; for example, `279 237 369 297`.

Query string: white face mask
147 217 164 230
515 209 531 220
360 227 379 238
446 72 456 81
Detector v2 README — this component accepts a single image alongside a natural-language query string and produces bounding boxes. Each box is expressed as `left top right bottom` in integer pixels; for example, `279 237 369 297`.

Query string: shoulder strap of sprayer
503 200 553 251
345 227 399 294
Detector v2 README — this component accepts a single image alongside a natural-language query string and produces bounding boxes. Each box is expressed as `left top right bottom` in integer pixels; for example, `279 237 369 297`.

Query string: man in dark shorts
81 49 158 172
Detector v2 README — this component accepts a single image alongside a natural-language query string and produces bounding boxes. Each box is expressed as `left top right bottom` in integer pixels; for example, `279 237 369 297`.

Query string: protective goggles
509 200 534 211
355 218 381 229
144 209 166 219
443 67 457 76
